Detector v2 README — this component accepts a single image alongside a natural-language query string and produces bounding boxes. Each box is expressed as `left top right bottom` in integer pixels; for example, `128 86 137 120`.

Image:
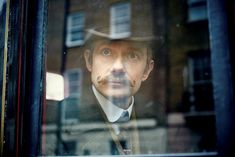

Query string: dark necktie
116 110 129 123
113 111 132 154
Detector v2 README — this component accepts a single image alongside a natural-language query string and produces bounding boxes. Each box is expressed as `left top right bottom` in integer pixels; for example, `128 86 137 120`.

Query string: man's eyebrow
127 47 146 55
96 43 111 51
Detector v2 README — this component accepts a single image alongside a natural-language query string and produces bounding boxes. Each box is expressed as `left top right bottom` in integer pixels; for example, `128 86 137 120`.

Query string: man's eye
128 53 139 60
101 48 111 56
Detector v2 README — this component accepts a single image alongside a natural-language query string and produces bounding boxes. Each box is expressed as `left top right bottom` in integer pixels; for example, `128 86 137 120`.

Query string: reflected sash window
62 69 82 124
110 2 131 39
188 51 214 111
66 12 85 47
64 69 82 97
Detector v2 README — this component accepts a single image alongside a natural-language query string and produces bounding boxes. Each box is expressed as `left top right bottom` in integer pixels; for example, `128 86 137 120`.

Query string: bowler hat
84 27 164 50
85 28 157 42
83 1 164 48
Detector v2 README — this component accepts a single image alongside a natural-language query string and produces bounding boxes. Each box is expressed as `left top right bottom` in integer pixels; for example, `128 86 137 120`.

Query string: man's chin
100 86 128 95
100 90 132 108
103 91 131 100
105 93 130 99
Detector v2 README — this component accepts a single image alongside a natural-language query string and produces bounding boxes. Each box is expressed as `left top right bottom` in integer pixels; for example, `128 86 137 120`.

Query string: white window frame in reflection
46 72 64 101
110 2 131 39
66 11 85 47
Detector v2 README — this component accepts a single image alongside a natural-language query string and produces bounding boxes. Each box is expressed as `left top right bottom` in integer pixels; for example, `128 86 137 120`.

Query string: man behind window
80 28 156 155
84 29 154 123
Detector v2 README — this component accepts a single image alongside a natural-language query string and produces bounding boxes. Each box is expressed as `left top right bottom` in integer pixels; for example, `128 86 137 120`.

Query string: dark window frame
1 0 234 156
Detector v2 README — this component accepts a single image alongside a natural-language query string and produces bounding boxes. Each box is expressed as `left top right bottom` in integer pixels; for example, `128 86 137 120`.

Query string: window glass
42 0 217 156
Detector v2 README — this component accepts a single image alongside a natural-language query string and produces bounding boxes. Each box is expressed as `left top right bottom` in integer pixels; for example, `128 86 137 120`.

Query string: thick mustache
97 75 135 87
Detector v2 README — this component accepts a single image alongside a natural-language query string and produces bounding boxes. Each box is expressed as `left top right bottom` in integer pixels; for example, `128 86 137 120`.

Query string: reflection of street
43 118 167 155
167 113 216 152
43 100 216 155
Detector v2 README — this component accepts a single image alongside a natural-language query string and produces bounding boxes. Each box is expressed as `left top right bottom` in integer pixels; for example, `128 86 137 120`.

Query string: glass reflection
42 0 216 156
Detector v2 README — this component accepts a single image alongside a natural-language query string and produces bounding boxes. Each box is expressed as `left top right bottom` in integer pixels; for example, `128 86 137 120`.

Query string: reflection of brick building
46 0 167 120
165 0 216 152
45 0 168 155
46 0 65 73
166 0 213 112
64 0 167 123
44 0 216 155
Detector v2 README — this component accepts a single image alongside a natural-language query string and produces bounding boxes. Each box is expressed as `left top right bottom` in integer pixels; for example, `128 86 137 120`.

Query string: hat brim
85 29 160 42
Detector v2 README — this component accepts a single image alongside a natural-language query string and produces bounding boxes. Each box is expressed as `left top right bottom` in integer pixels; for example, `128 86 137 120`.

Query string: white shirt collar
92 85 134 123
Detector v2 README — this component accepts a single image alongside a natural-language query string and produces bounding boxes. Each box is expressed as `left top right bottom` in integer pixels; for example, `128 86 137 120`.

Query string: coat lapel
78 89 140 155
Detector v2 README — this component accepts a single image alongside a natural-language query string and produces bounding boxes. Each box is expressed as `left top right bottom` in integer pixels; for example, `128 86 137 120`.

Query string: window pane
42 0 217 156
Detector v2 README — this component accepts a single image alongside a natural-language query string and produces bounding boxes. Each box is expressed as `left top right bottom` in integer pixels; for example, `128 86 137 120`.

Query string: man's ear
84 49 92 72
142 60 154 81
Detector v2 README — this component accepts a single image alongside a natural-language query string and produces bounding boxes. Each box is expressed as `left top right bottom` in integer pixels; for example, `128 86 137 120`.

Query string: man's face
84 40 154 105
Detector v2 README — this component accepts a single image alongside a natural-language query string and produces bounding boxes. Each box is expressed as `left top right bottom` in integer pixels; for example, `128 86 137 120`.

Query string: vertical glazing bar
1 0 10 155
29 0 46 154
22 0 47 156
207 0 235 156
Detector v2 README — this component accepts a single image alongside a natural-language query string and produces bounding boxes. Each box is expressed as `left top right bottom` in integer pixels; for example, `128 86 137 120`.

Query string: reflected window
61 97 79 124
188 51 214 111
187 0 208 22
66 12 85 47
62 69 82 124
110 2 131 39
64 69 82 97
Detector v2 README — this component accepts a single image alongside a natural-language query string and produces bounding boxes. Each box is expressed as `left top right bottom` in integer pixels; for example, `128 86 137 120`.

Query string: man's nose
111 59 126 76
